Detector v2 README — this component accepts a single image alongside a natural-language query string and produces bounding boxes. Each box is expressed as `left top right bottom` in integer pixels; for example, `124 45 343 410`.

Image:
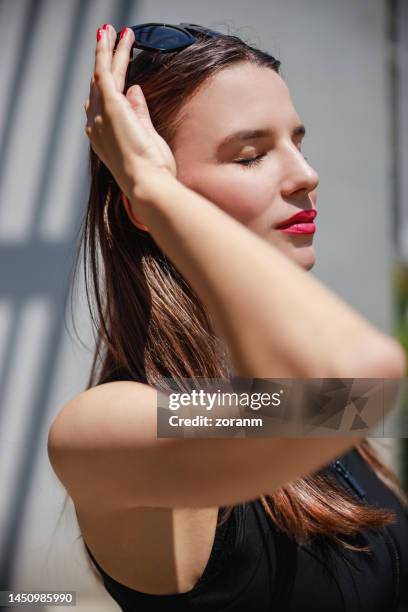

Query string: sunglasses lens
133 25 193 50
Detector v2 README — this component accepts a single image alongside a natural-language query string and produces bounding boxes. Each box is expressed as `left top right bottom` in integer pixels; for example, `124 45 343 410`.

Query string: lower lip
277 222 316 234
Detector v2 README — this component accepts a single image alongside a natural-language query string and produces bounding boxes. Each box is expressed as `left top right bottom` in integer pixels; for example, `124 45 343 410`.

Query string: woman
48 22 408 611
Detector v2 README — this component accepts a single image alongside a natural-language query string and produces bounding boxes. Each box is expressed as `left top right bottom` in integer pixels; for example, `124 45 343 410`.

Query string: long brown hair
61 27 407 582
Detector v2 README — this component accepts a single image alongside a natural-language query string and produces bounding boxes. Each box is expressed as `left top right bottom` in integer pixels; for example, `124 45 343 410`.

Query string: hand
84 24 177 202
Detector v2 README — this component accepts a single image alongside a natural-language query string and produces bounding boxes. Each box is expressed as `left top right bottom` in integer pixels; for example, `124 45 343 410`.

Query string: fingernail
120 27 127 40
102 23 109 30
96 28 104 41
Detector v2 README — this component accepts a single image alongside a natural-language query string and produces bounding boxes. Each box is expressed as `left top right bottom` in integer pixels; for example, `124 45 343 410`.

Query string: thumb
126 84 155 132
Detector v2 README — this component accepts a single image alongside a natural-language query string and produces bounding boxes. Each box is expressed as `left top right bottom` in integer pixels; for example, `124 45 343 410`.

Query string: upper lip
276 209 317 228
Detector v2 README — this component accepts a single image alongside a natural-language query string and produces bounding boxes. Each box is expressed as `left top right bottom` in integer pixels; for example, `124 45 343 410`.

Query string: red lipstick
276 209 317 234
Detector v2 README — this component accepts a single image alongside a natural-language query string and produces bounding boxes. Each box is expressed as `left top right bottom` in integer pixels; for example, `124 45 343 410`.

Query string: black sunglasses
114 22 223 53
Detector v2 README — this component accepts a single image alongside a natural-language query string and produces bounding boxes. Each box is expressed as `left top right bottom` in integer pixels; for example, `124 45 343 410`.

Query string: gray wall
396 0 408 260
0 0 401 607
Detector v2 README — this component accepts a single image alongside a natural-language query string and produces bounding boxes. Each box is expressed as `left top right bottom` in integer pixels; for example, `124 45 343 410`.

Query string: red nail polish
120 27 127 40
102 23 109 31
96 28 103 41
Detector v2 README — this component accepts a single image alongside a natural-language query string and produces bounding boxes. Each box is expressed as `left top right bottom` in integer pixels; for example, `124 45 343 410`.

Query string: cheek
179 165 273 226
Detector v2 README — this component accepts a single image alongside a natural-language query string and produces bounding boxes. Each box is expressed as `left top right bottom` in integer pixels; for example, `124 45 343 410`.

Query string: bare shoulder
48 382 220 595
48 381 222 595
47 380 161 510
48 380 159 447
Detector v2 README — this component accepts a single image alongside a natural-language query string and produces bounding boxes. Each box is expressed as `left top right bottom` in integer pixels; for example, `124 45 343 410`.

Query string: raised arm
48 24 406 513
84 25 404 380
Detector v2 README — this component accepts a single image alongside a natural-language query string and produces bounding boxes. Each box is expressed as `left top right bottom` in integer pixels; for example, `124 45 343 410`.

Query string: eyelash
235 150 308 168
235 154 266 168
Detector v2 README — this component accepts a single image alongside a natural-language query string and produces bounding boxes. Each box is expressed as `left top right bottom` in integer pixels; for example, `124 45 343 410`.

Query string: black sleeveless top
83 448 408 611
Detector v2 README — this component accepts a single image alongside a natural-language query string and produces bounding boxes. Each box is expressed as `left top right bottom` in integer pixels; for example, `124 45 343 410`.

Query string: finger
104 23 117 58
86 75 94 107
111 27 135 91
126 84 156 133
85 73 100 118
94 26 112 84
93 25 121 108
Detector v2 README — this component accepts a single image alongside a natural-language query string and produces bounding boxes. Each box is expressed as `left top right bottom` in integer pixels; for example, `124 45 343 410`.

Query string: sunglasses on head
114 22 223 54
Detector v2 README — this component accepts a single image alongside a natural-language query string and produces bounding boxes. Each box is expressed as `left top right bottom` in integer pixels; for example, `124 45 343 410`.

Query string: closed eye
234 153 266 168
234 147 309 169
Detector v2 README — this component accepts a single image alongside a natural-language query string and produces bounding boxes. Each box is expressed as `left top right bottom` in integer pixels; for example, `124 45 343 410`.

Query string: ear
121 193 149 232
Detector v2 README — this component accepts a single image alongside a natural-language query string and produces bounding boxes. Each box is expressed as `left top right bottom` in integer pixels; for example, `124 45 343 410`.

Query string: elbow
383 339 407 378
330 335 406 427
342 335 407 379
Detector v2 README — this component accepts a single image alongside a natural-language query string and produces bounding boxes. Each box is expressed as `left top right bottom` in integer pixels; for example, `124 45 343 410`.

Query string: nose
280 148 319 198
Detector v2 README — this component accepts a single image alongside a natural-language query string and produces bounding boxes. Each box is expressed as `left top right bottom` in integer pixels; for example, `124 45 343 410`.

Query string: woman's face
172 61 319 271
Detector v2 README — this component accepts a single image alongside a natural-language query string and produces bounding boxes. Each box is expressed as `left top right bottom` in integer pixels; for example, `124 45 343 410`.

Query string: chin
286 244 316 271
267 232 316 270
303 257 315 271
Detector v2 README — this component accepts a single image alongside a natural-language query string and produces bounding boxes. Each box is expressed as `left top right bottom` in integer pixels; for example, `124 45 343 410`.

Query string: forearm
130 170 405 378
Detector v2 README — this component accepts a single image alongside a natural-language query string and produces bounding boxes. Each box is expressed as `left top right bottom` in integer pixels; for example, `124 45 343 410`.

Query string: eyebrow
216 124 306 150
